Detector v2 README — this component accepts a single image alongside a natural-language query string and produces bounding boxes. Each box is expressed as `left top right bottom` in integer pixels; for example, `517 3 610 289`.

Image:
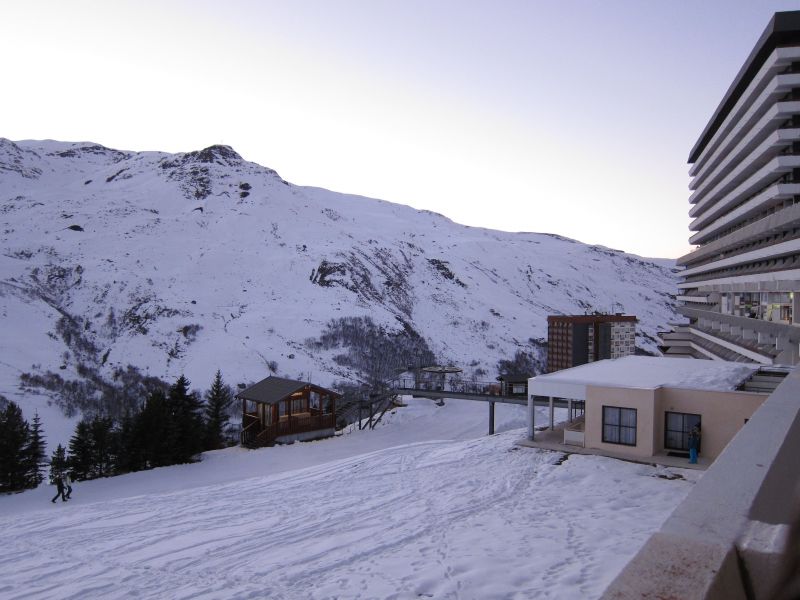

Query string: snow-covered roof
528 356 761 400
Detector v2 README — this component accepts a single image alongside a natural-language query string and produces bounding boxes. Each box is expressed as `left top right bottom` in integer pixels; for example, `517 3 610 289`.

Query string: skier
51 476 67 503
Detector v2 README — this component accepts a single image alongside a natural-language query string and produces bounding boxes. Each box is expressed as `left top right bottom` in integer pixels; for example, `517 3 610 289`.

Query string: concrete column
527 395 535 441
489 401 495 435
549 396 554 430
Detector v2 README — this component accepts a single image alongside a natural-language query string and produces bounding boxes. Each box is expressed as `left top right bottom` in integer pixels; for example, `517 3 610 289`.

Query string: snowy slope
0 399 697 600
0 138 678 431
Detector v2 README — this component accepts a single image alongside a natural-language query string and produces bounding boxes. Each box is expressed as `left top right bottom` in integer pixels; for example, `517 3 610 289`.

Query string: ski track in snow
0 429 695 600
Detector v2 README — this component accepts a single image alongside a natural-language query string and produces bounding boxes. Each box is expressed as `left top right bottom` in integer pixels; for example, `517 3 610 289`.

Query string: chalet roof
237 376 340 405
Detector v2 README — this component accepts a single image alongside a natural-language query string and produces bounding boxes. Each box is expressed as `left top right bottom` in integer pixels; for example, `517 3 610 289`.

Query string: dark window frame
602 406 637 446
664 411 702 452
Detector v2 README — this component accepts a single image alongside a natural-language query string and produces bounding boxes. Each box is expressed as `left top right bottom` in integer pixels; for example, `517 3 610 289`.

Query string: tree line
1 371 236 494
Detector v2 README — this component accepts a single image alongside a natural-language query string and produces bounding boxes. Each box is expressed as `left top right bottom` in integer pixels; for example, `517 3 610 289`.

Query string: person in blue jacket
688 424 701 464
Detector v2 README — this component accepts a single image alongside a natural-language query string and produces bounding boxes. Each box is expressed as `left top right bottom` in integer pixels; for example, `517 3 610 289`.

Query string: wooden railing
241 412 335 448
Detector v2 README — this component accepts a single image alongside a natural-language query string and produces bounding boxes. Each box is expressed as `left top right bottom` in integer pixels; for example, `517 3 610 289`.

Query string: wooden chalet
239 376 340 448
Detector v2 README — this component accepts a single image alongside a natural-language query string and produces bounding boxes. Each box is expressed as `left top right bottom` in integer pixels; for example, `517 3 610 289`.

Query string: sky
2 0 799 259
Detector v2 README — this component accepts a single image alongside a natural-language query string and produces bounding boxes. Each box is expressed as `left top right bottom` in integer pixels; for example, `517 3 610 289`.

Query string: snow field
0 400 697 600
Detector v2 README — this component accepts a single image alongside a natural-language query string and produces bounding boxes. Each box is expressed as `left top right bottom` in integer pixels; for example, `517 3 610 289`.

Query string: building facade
661 11 800 365
547 314 636 373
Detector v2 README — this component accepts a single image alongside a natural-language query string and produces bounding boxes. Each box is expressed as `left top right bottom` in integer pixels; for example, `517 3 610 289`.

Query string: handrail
388 377 511 396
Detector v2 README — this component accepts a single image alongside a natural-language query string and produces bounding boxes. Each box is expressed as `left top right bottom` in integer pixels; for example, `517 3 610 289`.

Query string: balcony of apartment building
677 297 800 364
689 117 800 215
690 158 800 235
690 179 800 246
680 196 800 269
680 228 800 278
690 93 800 198
679 250 800 289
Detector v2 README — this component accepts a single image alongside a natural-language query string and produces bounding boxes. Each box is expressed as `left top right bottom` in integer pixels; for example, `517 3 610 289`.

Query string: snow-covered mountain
0 138 678 427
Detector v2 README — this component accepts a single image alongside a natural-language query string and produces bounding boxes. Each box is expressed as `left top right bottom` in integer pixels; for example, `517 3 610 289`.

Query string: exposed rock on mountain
0 138 679 420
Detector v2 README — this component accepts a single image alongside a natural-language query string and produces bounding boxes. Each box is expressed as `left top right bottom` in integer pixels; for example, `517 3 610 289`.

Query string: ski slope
0 399 697 599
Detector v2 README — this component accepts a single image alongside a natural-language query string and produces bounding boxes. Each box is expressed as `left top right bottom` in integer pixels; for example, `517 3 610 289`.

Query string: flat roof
547 314 637 324
529 356 761 401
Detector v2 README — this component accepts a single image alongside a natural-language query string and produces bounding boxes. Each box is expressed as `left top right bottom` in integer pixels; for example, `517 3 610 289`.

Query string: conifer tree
67 419 93 480
88 416 115 478
204 370 233 451
0 402 30 493
114 410 141 474
137 389 172 468
24 411 47 488
49 444 67 483
167 375 204 463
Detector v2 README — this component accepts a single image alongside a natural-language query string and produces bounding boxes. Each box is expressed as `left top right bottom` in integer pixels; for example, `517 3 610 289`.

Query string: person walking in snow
51 476 67 503
63 473 73 500
688 424 701 464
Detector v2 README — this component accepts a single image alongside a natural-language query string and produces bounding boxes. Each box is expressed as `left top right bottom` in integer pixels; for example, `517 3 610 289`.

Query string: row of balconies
682 194 800 263
681 233 800 278
690 120 800 214
691 156 800 232
680 251 800 288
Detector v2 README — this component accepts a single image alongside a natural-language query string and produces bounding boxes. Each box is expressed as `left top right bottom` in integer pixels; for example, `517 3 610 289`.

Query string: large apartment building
547 314 636 373
661 11 800 365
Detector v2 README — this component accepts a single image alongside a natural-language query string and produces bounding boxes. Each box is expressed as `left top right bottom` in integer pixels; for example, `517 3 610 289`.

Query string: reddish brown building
239 376 340 448
547 314 637 373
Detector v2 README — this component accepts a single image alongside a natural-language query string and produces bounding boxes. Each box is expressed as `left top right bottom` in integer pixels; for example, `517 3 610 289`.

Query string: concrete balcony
678 261 800 290
680 237 800 278
689 183 800 245
690 93 800 196
682 200 800 265
689 155 800 227
689 126 800 210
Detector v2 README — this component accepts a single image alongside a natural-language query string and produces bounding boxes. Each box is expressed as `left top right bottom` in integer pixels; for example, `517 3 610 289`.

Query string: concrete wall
584 386 656 458
656 387 767 461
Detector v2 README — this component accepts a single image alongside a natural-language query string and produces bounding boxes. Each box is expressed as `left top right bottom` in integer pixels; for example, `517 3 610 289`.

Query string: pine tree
167 375 204 463
88 416 115 478
137 389 172 468
49 444 67 483
204 370 233 451
67 419 93 480
0 402 30 493
114 409 141 475
24 411 46 488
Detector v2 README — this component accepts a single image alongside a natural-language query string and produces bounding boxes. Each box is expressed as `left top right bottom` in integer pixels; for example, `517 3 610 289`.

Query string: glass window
665 412 701 451
603 406 637 446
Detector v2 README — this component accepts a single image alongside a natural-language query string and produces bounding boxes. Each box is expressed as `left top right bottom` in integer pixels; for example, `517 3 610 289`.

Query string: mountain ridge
0 138 679 428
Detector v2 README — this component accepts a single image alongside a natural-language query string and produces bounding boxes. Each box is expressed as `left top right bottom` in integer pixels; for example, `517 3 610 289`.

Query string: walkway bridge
386 377 581 434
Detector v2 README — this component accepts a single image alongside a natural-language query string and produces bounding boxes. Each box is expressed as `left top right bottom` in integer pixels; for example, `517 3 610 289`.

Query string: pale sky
3 0 798 259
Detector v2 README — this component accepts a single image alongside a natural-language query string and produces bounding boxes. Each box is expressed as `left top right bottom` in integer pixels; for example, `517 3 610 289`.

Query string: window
665 412 701 451
603 406 637 446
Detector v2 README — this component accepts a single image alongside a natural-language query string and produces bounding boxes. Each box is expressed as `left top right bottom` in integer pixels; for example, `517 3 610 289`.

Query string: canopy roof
237 376 340 405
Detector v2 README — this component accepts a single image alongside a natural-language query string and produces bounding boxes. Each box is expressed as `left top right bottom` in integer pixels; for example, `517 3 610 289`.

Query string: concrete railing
601 366 800 600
